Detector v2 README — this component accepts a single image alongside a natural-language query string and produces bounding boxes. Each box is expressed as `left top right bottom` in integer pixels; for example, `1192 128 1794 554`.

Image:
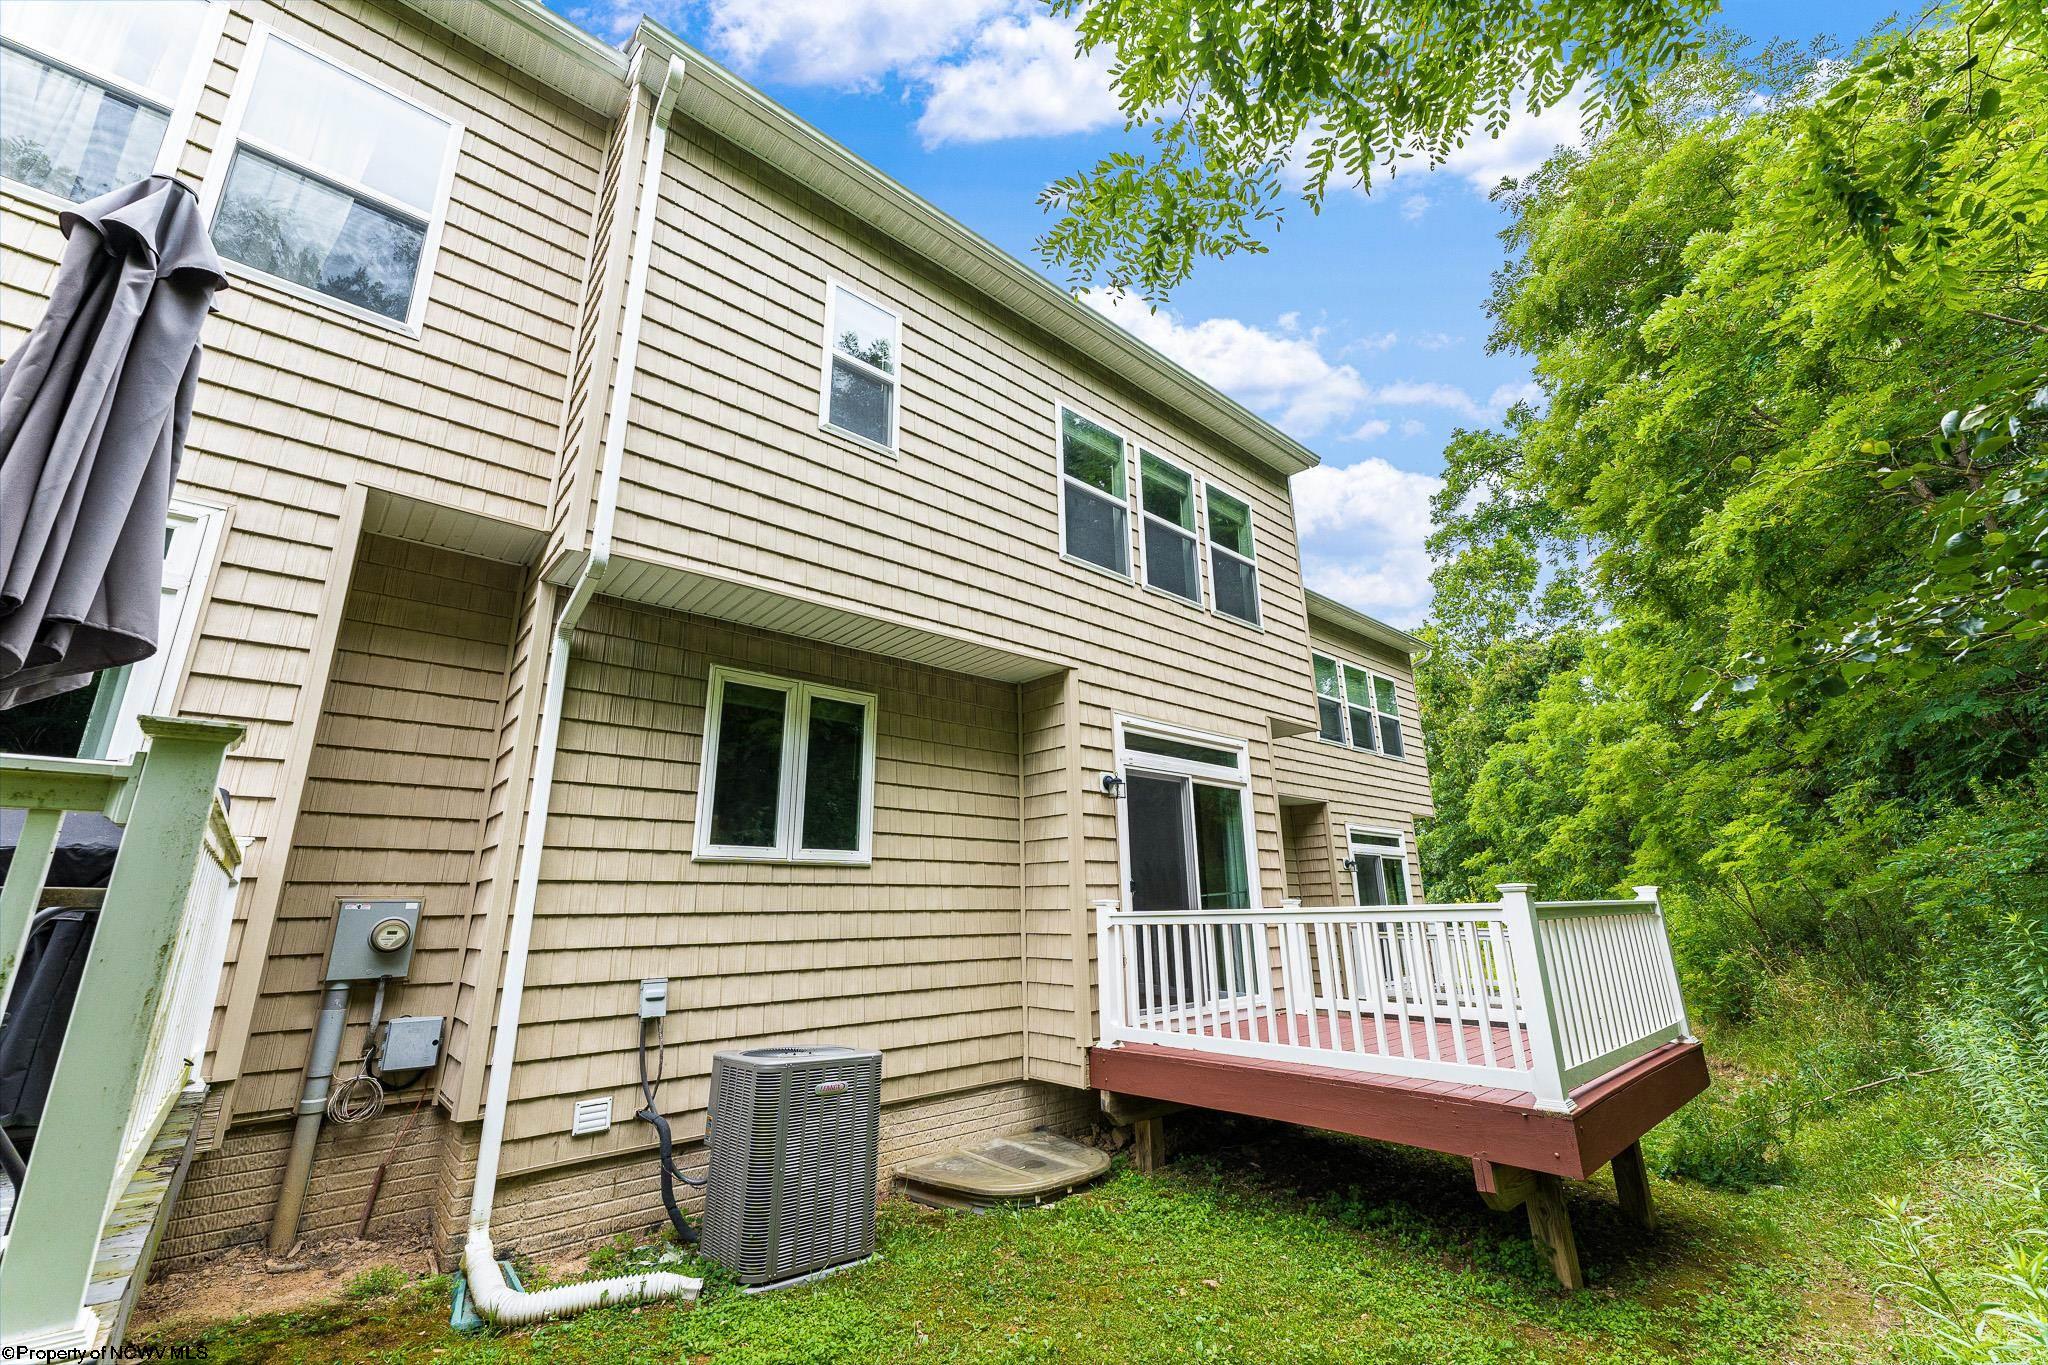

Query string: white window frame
79 498 229 763
1345 824 1411 906
1136 448 1203 606
1110 713 1265 915
0 0 227 213
692 665 877 865
198 22 464 337
1311 652 1348 744
816 278 902 455
1314 654 1407 761
1202 479 1262 629
1055 400 1135 583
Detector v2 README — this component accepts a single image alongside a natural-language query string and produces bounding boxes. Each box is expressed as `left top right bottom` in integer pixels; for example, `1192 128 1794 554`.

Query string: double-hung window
694 667 877 864
0 1 222 205
1314 652 1406 759
1139 452 1200 603
1205 484 1261 625
206 27 462 330
1059 406 1130 577
1348 828 1410 906
820 282 900 451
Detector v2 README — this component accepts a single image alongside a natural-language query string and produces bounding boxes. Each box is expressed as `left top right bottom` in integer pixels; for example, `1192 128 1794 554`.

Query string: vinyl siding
1271 623 1434 903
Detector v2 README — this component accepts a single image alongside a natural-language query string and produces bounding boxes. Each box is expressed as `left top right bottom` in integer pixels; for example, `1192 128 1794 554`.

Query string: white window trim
79 497 228 763
197 22 464 338
1202 478 1263 630
816 278 902 456
1345 824 1411 905
1136 448 1203 606
1110 713 1265 915
1313 652 1406 761
0 0 228 212
1055 400 1136 583
692 665 877 865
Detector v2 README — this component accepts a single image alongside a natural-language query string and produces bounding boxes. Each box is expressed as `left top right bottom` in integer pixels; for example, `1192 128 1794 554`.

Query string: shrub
341 1265 406 1301
1875 1185 2048 1364
1656 1079 1802 1190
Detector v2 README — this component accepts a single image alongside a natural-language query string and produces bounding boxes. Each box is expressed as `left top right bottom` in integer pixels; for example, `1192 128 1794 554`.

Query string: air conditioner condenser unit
699 1045 882 1286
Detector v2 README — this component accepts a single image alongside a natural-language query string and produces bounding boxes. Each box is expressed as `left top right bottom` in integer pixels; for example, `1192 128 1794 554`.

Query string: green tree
1040 0 1714 299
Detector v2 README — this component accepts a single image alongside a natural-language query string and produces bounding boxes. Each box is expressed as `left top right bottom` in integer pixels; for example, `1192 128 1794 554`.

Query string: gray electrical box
324 899 422 982
639 977 669 1019
380 1015 444 1072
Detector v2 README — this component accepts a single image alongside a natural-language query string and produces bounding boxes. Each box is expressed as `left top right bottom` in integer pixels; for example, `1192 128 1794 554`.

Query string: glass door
1122 746 1257 1018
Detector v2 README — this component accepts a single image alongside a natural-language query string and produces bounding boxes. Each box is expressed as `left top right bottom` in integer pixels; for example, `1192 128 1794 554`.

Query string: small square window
695 668 876 863
820 283 900 451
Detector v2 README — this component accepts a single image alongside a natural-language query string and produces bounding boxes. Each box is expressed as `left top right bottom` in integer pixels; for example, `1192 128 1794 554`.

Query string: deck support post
1524 1172 1583 1290
1611 1140 1655 1229
1130 1116 1165 1173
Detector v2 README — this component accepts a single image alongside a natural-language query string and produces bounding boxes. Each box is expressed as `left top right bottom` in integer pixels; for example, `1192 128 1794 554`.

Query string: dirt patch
132 1233 441 1333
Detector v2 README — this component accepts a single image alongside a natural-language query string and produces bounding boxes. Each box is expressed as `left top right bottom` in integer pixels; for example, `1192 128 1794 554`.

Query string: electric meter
324 899 423 981
370 916 412 953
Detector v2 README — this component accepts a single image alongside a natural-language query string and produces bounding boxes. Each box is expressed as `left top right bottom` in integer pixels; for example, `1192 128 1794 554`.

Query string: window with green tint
1313 654 1345 742
706 682 787 849
1060 407 1129 575
697 669 875 862
1350 830 1403 851
1126 731 1242 769
1344 665 1377 751
1192 782 1250 909
800 695 866 852
1205 485 1260 625
1373 675 1405 758
1139 451 1199 602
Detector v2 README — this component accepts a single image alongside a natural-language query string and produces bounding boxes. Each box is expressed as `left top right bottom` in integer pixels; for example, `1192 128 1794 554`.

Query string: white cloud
1400 193 1432 221
915 13 1120 147
1294 457 1440 540
1306 548 1437 627
1364 378 1542 423
1486 380 1544 413
687 0 1006 88
1415 332 1461 351
1399 419 1427 438
1439 88 1589 190
1082 292 1370 436
1293 457 1442 626
1349 330 1399 354
1348 419 1392 442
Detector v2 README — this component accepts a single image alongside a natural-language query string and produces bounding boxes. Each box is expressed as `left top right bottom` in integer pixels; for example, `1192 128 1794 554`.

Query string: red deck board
1089 1034 1708 1180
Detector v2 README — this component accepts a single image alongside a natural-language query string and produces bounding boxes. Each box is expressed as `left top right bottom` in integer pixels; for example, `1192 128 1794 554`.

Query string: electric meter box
325 898 423 981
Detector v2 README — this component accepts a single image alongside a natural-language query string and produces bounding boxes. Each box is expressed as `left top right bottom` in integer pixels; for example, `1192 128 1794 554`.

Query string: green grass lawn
134 1060 2020 1365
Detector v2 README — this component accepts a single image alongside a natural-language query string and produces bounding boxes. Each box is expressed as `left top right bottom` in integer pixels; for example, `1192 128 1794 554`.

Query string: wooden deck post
1473 1158 1583 1290
1130 1116 1166 1172
1611 1140 1656 1229
1524 1173 1584 1290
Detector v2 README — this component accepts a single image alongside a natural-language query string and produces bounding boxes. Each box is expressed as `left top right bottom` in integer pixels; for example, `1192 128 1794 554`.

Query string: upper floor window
1139 451 1199 603
204 27 462 330
820 282 900 451
1059 406 1129 578
0 1 221 205
1205 484 1260 626
1314 651 1406 759
694 667 876 864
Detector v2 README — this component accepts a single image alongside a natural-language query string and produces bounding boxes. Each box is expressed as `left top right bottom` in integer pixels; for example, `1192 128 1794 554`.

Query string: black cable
636 1015 703 1245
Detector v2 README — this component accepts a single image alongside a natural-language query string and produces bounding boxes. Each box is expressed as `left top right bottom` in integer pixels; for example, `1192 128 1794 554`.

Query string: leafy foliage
1039 0 1714 299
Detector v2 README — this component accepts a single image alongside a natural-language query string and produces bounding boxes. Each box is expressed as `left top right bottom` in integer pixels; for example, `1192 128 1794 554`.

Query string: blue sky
547 0 1900 626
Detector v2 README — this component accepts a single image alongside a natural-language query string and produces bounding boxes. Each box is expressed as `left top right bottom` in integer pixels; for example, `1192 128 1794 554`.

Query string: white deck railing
0 718 243 1355
1095 883 1693 1113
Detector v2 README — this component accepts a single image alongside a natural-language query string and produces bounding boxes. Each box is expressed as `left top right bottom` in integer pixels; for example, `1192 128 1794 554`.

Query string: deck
1089 888 1708 1287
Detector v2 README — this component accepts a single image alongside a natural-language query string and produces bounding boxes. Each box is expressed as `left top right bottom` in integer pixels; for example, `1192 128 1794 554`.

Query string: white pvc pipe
464 50 700 1325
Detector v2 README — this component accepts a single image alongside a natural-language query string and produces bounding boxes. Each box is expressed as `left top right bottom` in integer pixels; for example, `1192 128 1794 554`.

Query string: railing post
1635 885 1694 1041
1496 883 1572 1112
1092 899 1122 1044
0 718 241 1353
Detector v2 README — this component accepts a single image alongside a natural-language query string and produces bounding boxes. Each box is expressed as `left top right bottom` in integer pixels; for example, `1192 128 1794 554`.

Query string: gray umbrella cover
0 175 227 709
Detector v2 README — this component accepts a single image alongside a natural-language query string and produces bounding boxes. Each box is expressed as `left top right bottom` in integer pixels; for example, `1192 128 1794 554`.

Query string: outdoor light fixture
1341 857 1357 872
1100 773 1126 799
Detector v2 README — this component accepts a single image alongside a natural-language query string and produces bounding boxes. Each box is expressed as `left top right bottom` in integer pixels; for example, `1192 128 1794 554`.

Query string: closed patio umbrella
0 174 225 709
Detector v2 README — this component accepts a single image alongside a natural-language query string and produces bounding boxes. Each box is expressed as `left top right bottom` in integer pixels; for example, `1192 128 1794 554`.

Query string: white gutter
464 52 700 1326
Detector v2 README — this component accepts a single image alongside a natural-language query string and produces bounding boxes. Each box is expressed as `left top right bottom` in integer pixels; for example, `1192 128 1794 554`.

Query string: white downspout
464 52 698 1326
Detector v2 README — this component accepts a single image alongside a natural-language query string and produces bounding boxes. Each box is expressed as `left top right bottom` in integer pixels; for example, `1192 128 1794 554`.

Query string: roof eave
1304 589 1426 657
